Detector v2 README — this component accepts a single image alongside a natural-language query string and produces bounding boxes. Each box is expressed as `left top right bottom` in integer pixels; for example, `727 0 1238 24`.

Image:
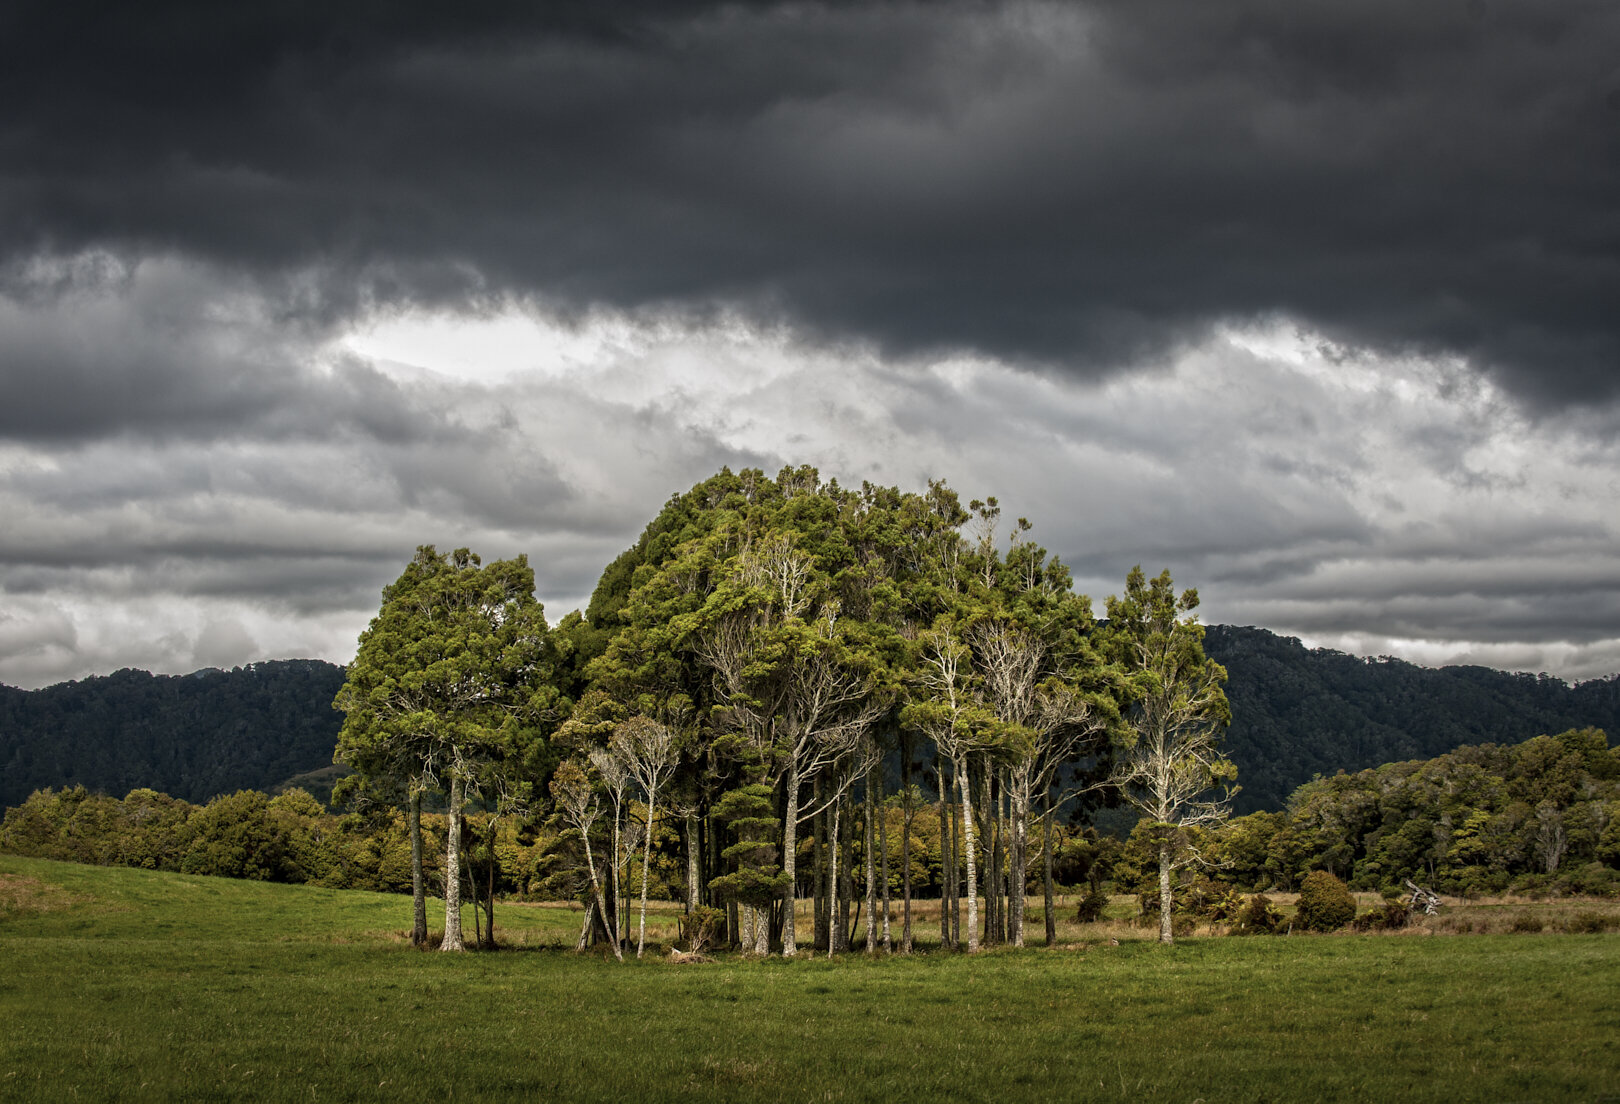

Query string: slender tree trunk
978 765 991 946
863 764 877 955
880 780 892 952
408 784 427 948
956 756 980 953
637 789 658 958
812 776 826 951
781 765 803 955
826 797 841 958
685 812 700 913
485 848 496 950
901 740 913 953
841 788 856 950
1043 803 1056 948
1159 835 1174 945
937 753 952 948
575 815 623 961
1010 783 1027 948
468 855 481 948
577 899 595 951
948 782 960 948
441 771 466 952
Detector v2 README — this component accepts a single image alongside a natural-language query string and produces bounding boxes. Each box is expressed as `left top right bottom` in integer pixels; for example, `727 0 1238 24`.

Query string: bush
1233 894 1285 935
1295 870 1357 932
1352 902 1410 932
1509 913 1544 933
1074 883 1110 923
679 905 726 953
1565 911 1617 934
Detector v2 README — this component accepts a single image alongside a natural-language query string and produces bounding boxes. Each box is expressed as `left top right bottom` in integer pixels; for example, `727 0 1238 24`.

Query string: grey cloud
2 1 1616 412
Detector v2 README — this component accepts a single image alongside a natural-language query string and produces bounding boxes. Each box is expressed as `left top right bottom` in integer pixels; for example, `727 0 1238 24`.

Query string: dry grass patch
0 872 90 918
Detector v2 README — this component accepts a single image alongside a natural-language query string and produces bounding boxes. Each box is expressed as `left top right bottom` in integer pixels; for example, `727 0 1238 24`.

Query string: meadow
2 855 1617 1103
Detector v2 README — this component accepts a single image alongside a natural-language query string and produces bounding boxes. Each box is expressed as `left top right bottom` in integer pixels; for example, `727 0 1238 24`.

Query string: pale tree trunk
685 813 700 913
938 754 952 948
441 771 465 952
813 778 827 951
580 829 623 962
956 757 980 953
901 743 913 953
1010 785 1027 948
863 765 877 954
753 904 769 955
577 899 595 951
636 789 658 959
1158 836 1174 945
782 766 803 955
827 797 841 958
880 785 892 952
1043 804 1056 947
408 785 427 948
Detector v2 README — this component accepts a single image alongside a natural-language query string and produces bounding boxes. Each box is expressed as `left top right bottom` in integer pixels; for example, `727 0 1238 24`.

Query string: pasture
2 855 1616 1103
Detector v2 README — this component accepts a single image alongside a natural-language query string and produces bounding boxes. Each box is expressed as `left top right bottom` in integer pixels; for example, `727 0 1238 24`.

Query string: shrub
1074 883 1110 923
1565 911 1617 934
1353 902 1410 932
1509 913 1544 933
679 905 726 953
1295 870 1357 932
1233 894 1285 935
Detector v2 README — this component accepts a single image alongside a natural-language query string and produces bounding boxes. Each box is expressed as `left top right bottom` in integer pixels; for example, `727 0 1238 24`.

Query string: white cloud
1 289 1616 688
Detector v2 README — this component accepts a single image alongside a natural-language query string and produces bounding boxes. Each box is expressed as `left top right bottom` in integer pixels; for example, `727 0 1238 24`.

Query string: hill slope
1205 626 1620 812
2 632 1617 813
0 660 347 808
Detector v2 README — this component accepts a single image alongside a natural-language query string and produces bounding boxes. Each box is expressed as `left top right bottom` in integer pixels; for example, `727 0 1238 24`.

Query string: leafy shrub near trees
1233 894 1285 935
1295 871 1357 931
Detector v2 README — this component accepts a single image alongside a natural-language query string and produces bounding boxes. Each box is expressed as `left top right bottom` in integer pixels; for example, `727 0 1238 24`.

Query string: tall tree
1105 567 1235 945
334 546 558 952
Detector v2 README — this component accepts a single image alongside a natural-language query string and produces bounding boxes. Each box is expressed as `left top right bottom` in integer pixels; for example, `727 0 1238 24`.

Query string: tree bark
636 789 657 959
880 777 892 953
901 739 913 954
685 812 700 914
408 783 427 948
938 753 952 949
956 756 980 953
1043 803 1056 948
863 764 877 955
1010 783 1027 948
781 765 803 956
1158 835 1174 945
441 770 465 952
826 796 841 958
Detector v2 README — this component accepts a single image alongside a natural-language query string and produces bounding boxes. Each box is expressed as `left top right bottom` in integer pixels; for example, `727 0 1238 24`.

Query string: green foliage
1295 870 1357 932
1074 882 1111 923
1233 893 1286 935
679 904 726 953
1352 902 1410 932
708 784 788 910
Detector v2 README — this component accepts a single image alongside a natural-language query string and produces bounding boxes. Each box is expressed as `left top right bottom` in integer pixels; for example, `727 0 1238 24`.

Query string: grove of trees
6 466 1617 950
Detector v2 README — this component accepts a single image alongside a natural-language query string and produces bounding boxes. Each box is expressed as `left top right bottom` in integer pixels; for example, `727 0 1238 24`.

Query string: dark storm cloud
3 0 1616 411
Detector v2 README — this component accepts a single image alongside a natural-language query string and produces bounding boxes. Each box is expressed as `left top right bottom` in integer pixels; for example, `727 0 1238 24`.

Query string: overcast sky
2 0 1618 689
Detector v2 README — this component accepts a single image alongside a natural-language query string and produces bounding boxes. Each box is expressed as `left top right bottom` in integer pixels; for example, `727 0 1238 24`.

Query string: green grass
2 856 1617 1103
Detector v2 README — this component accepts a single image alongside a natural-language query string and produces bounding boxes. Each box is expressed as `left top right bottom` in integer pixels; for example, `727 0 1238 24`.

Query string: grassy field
2 855 1617 1103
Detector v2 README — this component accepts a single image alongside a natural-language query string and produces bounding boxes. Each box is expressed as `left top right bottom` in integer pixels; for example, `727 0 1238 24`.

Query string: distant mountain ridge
2 631 1616 813
0 660 347 809
1206 626 1620 812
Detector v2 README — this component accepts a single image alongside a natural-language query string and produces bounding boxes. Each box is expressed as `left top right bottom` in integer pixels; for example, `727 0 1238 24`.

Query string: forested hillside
0 661 347 808
3 631 1616 816
1205 627 1620 812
